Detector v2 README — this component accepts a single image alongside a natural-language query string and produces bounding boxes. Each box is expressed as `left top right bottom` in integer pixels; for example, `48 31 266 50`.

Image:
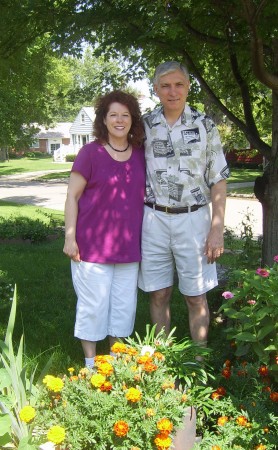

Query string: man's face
154 70 190 116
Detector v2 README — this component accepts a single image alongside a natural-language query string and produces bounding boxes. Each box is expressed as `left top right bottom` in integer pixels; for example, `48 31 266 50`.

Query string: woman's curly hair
93 90 145 147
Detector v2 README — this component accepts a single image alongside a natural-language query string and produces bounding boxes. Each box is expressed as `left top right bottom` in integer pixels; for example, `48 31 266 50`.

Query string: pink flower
222 291 234 299
256 268 270 277
273 255 278 263
247 300 256 305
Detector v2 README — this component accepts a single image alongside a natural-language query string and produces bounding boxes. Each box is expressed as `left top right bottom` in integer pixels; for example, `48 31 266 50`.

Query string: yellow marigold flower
90 373 106 388
154 351 165 361
47 425 66 444
255 445 267 450
154 432 172 450
97 362 114 376
217 416 228 426
111 342 127 354
125 387 142 402
44 376 64 393
211 446 221 450
130 365 138 372
157 418 173 435
67 367 74 374
113 420 129 437
131 447 141 450
126 347 138 356
146 408 155 417
19 406 36 423
236 415 248 426
79 367 89 377
162 381 175 390
95 354 114 364
137 355 151 364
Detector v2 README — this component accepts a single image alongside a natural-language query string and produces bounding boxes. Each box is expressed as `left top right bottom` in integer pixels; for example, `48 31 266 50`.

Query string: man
138 61 229 346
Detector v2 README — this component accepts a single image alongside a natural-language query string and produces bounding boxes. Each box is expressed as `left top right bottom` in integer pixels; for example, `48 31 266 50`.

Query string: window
30 140 39 148
81 113 85 124
50 143 60 155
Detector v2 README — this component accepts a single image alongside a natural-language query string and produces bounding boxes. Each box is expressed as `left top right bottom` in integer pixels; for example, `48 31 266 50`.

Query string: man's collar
147 104 196 128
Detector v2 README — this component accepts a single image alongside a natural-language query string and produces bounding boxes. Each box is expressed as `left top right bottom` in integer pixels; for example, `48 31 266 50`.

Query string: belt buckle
165 205 170 213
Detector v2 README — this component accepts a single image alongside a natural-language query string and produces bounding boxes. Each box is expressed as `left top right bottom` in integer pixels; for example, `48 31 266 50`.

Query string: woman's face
104 102 132 141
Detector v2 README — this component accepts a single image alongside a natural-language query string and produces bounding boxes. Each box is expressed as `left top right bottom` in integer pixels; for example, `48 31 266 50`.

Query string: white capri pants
138 204 218 296
71 261 139 341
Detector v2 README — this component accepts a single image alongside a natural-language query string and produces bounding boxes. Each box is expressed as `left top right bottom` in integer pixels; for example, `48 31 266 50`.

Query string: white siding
70 107 95 153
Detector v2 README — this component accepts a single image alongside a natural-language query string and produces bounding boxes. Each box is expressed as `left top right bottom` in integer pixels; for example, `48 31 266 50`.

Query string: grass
227 167 262 183
0 157 72 176
0 200 64 221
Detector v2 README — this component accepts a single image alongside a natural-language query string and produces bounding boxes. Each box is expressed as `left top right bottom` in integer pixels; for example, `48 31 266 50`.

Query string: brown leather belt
145 202 205 214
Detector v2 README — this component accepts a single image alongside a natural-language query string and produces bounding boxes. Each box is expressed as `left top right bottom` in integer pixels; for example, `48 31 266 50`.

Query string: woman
63 90 145 368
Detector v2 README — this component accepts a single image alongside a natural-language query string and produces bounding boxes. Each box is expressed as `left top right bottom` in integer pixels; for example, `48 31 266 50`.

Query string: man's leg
184 293 210 344
81 339 96 357
150 286 173 335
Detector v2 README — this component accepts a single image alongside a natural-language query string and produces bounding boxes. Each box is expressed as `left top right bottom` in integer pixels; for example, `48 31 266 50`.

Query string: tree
0 0 277 263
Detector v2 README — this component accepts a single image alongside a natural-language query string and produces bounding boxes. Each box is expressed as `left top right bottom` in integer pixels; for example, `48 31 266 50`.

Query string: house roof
82 107 95 121
35 122 72 139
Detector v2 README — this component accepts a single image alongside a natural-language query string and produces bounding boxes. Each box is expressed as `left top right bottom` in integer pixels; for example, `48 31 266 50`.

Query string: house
69 107 95 154
31 122 72 155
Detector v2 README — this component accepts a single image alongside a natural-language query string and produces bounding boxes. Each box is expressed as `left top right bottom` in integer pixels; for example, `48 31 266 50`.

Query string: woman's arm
63 171 87 262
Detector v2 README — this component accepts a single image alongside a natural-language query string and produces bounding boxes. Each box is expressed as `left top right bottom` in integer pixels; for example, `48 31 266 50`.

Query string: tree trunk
260 92 278 266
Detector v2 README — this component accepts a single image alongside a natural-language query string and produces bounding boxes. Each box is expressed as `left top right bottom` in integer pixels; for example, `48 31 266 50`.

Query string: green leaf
18 436 37 450
0 413 12 437
257 324 275 340
0 369 11 390
0 432 12 446
235 332 257 342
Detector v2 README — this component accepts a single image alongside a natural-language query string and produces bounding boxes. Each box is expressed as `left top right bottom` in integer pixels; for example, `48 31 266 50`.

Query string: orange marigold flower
154 432 172 450
125 387 142 402
111 342 127 354
262 385 271 393
100 381 112 392
181 394 188 402
237 370 247 377
157 418 173 435
236 415 248 426
224 359 231 367
146 408 155 417
258 365 269 377
113 420 129 437
216 387 226 396
69 375 79 381
254 445 267 450
211 392 221 400
263 427 269 433
154 351 165 361
217 416 228 426
97 362 114 376
143 361 158 373
211 446 221 450
221 368 231 379
270 391 278 402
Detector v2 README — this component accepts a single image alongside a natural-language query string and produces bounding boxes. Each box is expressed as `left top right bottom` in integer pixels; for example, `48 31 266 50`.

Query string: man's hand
204 227 224 264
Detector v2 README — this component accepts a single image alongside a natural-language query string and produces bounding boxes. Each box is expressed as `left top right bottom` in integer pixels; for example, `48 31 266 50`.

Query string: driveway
0 173 262 238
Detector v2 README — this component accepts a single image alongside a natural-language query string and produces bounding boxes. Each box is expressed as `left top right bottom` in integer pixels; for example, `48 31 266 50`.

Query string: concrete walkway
0 172 263 238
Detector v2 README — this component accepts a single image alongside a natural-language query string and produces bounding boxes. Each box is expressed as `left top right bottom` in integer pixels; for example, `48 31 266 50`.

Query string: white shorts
138 205 218 296
71 261 139 341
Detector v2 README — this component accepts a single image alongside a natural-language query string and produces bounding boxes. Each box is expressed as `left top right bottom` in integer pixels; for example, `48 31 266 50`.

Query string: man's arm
205 179 227 263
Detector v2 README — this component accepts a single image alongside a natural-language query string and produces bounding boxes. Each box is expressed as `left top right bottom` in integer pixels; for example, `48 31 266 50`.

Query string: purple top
72 141 146 263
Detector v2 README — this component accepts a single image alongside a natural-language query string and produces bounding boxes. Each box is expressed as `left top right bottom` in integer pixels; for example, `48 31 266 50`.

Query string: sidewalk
0 172 262 238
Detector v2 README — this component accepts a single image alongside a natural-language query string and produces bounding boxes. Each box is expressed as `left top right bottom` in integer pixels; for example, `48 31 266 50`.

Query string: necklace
107 141 129 153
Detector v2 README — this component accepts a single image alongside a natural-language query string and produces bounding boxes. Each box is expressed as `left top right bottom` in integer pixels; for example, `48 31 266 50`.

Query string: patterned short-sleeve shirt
143 104 229 206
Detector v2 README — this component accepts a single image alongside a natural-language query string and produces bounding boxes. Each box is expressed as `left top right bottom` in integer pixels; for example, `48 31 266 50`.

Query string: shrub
0 213 63 243
25 151 52 159
65 154 76 162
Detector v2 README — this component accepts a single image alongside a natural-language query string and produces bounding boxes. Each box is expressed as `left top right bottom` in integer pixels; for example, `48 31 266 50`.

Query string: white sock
85 357 95 368
110 352 117 358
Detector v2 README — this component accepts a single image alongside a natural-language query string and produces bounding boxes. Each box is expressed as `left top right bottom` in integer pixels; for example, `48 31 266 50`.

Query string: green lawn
0 157 72 176
227 167 262 183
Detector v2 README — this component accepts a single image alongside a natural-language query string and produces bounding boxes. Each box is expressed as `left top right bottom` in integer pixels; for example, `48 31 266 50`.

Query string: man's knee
185 293 208 308
150 286 173 306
